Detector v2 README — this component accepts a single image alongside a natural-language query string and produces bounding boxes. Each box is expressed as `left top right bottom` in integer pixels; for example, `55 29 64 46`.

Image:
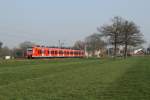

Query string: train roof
29 46 84 51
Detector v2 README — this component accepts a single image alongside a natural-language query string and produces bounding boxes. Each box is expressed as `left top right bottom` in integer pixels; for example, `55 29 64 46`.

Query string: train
26 46 85 59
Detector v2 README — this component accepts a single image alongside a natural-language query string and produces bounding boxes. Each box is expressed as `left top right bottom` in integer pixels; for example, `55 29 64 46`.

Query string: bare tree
85 33 105 55
98 16 145 58
147 45 150 55
19 41 35 50
0 42 11 57
19 41 35 57
98 16 123 58
0 41 3 49
121 21 145 58
73 40 85 50
0 46 11 57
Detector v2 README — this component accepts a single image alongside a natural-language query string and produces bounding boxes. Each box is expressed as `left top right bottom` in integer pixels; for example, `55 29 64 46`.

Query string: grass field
0 57 150 100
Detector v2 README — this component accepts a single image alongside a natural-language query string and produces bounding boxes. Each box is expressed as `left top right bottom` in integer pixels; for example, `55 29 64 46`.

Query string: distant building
85 48 107 58
5 56 11 60
133 49 145 55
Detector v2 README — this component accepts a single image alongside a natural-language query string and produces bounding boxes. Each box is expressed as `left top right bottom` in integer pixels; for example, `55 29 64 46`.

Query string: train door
66 50 70 57
70 50 73 57
59 50 63 57
44 48 49 57
50 50 55 57
54 50 58 57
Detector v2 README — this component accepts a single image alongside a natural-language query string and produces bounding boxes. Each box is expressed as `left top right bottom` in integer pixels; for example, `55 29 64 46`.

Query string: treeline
0 41 35 59
0 42 12 58
73 16 149 58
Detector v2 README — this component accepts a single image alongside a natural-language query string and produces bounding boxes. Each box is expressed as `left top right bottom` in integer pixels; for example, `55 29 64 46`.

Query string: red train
26 46 85 58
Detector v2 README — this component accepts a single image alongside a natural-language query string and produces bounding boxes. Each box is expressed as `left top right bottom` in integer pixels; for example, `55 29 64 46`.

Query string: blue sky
0 0 150 48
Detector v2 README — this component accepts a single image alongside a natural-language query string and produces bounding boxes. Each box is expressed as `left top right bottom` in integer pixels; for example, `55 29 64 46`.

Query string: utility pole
58 40 61 48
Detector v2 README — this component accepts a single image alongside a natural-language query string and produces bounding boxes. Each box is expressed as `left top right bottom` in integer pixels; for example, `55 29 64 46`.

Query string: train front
26 47 33 58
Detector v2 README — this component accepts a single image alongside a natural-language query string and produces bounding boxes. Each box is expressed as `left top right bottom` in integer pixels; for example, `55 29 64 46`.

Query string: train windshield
27 48 33 52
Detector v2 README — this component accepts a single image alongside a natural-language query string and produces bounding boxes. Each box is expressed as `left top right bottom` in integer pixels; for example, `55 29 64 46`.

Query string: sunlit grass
0 57 150 100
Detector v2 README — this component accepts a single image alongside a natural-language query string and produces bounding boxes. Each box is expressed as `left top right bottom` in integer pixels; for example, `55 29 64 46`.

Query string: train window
51 51 54 54
27 48 32 52
38 50 42 54
59 51 63 54
75 52 78 55
64 51 67 54
67 51 69 54
76 52 78 55
70 52 73 55
55 51 58 54
79 52 81 55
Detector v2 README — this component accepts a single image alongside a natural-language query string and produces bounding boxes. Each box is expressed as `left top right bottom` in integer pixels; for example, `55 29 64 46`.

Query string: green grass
0 57 150 100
